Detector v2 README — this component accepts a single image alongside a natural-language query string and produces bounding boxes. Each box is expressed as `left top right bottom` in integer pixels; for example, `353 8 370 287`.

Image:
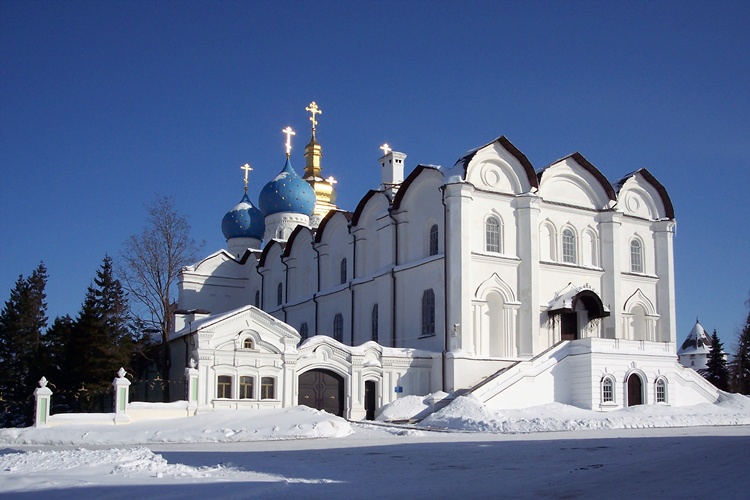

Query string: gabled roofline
391 164 443 211
351 189 388 227
258 239 286 268
452 135 538 190
283 225 314 258
538 152 617 202
615 168 675 219
314 209 353 243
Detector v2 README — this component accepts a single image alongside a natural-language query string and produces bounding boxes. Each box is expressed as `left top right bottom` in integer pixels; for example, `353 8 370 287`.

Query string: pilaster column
654 219 677 344
513 194 540 355
599 211 623 339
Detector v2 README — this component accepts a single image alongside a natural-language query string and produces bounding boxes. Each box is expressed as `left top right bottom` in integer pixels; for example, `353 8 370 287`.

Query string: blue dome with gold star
258 157 316 216
221 193 265 240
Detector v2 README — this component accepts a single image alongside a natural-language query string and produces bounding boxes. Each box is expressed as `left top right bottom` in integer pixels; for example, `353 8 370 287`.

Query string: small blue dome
258 157 316 216
221 193 265 240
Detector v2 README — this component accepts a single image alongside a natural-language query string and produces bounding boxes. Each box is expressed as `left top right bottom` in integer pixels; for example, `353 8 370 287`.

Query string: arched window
562 228 577 264
340 258 347 284
254 290 260 308
601 376 615 403
277 283 283 306
630 239 644 273
371 304 379 342
655 378 667 403
242 338 254 349
485 216 501 253
333 313 344 342
300 322 309 340
217 375 232 399
429 224 439 256
421 289 435 336
260 377 275 399
239 376 254 399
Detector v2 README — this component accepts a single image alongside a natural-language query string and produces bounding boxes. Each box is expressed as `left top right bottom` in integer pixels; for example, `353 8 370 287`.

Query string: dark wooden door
627 374 643 406
561 313 578 341
364 380 376 420
298 369 345 417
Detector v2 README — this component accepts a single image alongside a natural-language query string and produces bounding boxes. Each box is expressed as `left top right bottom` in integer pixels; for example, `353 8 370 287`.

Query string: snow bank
0 406 352 446
419 392 750 433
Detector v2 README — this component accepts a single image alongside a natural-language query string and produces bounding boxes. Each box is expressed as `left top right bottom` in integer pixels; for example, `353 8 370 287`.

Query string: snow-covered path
2 424 749 499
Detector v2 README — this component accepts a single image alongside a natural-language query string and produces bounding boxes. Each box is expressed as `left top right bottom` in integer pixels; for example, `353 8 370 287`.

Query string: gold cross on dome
306 101 322 130
282 126 296 156
241 163 253 192
380 143 391 156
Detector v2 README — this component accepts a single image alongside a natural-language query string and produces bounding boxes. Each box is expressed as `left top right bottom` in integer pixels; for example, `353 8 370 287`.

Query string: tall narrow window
277 283 283 306
217 375 232 399
656 378 666 403
630 239 644 273
300 322 309 340
562 228 577 264
254 290 260 308
371 304 379 342
421 289 435 336
602 376 614 403
239 376 254 399
261 377 275 399
429 224 439 256
485 216 501 253
340 258 347 284
333 313 344 342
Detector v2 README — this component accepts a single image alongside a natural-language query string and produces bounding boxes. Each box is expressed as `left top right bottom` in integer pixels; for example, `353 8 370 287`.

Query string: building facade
169 104 719 418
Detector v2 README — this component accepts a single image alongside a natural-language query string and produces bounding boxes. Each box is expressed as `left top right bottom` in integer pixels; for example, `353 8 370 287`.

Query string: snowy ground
2 394 750 499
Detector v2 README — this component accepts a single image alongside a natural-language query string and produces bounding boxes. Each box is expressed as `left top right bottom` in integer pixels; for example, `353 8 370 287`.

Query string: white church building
169 102 719 420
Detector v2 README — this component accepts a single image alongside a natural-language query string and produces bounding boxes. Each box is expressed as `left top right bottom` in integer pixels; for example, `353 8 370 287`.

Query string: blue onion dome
258 157 316 216
221 193 265 240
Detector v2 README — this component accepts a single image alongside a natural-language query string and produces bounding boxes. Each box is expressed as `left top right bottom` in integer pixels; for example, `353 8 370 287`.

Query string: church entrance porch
627 373 643 406
298 369 345 417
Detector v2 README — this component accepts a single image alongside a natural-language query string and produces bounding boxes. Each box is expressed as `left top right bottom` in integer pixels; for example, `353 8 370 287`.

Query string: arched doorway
298 369 345 417
627 373 643 406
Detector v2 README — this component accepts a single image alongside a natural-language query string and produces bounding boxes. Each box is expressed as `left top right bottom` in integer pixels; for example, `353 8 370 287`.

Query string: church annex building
168 102 718 420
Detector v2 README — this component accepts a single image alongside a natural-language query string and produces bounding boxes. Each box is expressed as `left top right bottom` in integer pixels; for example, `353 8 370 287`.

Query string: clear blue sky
1 1 748 347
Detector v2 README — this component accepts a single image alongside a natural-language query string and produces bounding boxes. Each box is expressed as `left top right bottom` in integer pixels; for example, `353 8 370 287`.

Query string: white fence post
33 377 53 427
185 358 199 414
112 367 131 424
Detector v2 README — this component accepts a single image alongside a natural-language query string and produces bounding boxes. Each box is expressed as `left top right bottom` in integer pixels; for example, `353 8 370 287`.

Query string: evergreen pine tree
0 263 48 426
731 302 750 395
44 314 76 411
705 329 729 391
67 256 133 411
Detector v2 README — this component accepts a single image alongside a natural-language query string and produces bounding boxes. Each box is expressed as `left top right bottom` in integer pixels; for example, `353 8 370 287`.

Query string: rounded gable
538 153 616 210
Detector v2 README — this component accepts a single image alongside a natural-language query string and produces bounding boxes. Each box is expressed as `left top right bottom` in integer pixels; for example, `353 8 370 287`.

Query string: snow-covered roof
677 320 712 356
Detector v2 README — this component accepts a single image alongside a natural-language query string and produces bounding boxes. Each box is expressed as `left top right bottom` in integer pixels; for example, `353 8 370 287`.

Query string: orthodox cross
241 163 253 192
326 175 337 185
380 143 392 156
306 101 322 131
282 126 296 156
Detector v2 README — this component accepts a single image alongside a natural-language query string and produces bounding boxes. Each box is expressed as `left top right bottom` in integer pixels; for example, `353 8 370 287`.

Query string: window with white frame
429 224 439 256
371 304 379 342
217 375 232 399
242 338 254 349
601 376 614 403
562 228 577 264
340 258 347 284
260 377 275 399
239 376 254 399
422 289 435 336
655 378 667 403
630 239 644 273
485 216 501 253
333 313 344 342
